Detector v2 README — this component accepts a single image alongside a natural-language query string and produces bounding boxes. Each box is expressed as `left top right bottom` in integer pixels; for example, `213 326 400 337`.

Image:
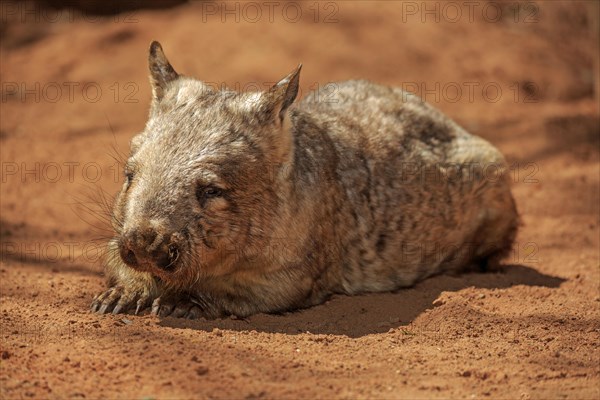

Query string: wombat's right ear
148 41 179 101
267 64 302 123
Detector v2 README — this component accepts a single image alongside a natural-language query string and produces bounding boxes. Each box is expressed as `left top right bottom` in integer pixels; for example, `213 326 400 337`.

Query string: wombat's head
111 41 301 285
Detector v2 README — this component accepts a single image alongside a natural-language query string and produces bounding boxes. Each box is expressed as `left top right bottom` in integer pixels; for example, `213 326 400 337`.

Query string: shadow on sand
158 264 565 338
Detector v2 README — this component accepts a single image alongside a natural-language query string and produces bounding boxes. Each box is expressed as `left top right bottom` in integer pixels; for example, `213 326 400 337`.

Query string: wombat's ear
266 64 302 123
260 65 301 163
148 41 179 101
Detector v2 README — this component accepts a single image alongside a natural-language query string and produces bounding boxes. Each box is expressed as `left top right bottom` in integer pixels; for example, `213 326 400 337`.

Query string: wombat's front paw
150 296 204 319
91 286 155 315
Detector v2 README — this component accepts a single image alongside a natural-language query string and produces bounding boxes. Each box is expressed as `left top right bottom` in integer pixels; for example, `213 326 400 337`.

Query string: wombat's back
300 80 501 163
293 80 518 294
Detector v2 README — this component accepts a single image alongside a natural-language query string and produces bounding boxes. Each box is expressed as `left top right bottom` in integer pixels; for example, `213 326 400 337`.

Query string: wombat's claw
91 286 121 313
151 297 162 315
135 298 146 315
151 297 203 319
91 286 153 315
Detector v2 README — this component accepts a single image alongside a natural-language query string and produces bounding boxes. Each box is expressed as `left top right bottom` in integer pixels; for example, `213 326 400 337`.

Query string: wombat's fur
91 42 518 318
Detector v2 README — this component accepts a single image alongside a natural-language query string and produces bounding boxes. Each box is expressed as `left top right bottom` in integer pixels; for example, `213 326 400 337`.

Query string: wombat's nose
119 227 179 271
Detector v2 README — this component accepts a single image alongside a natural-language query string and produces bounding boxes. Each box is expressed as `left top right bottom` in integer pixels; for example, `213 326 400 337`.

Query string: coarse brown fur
91 42 519 319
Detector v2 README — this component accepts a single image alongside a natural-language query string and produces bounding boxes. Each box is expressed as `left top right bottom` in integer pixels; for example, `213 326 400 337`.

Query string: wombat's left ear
267 64 302 123
148 41 179 101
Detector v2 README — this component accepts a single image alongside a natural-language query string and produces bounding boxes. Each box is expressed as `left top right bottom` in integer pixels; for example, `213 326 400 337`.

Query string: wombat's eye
124 171 134 188
196 185 223 205
204 187 222 197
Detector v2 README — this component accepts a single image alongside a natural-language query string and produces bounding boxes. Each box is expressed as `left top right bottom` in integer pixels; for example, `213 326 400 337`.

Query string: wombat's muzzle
118 226 183 271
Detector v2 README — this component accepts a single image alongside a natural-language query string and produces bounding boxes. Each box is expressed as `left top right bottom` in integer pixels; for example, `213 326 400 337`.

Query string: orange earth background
0 1 599 398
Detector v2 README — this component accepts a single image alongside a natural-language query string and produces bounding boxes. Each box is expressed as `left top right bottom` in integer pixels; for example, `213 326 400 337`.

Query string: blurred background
0 1 599 399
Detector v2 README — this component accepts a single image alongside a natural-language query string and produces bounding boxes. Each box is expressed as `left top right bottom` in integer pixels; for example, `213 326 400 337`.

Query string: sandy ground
1 1 599 398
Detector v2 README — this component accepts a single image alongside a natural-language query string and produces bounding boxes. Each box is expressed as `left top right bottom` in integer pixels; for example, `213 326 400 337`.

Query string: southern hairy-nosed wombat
91 41 518 318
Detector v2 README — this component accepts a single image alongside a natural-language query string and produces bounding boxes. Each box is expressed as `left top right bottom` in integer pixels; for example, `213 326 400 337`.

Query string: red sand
1 1 599 398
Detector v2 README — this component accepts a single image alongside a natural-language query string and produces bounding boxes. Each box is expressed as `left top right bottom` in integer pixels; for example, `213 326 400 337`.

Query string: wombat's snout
119 226 181 271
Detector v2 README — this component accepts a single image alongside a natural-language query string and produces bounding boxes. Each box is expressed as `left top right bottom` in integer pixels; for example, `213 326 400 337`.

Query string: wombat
91 41 518 318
